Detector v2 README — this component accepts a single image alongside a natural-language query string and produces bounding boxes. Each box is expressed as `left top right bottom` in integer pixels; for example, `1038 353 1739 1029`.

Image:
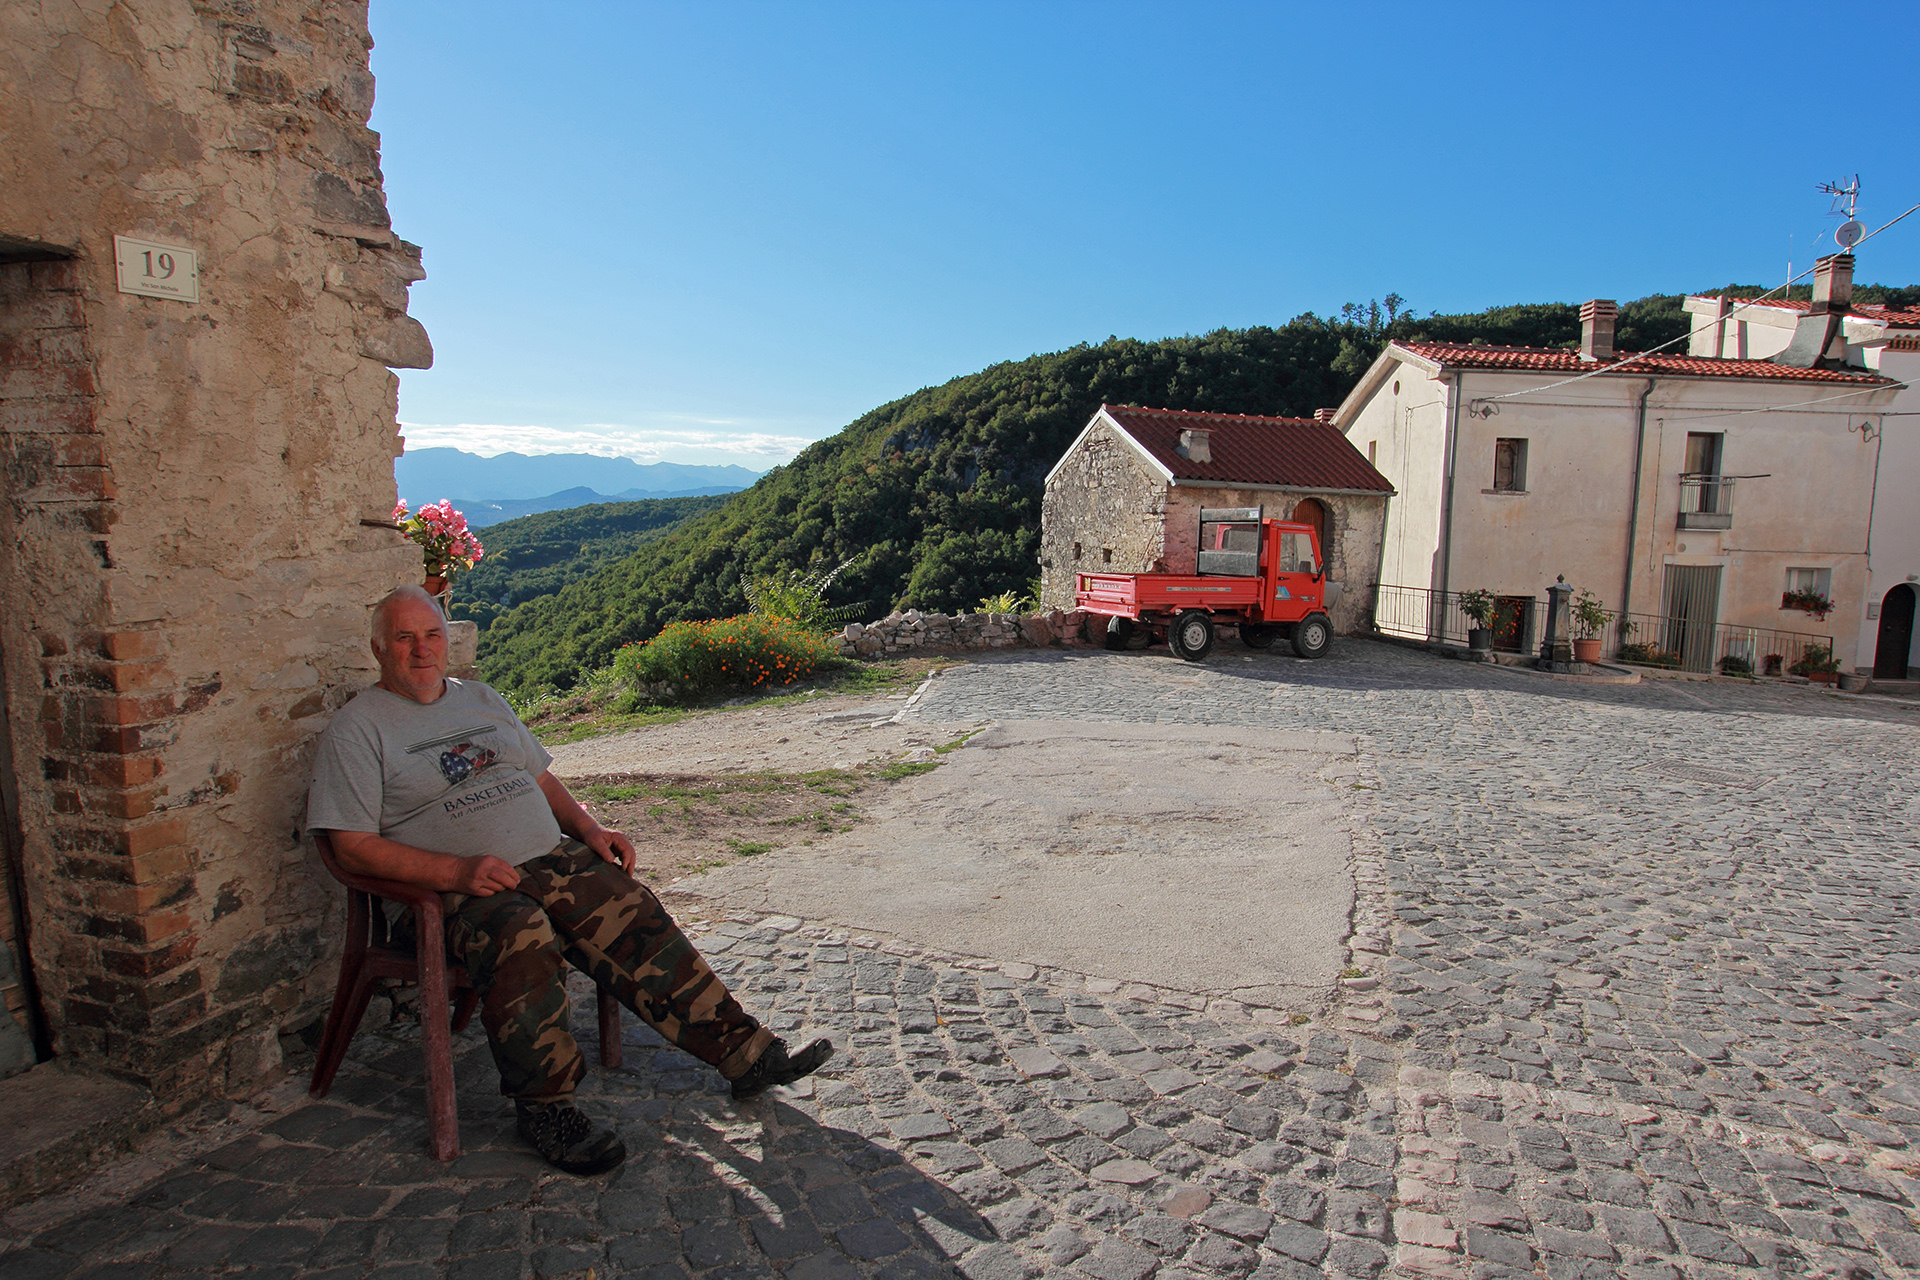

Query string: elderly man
307 586 831 1175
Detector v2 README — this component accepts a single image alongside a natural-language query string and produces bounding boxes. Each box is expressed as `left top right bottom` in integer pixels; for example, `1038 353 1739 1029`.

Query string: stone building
0 0 432 1172
1038 405 1394 634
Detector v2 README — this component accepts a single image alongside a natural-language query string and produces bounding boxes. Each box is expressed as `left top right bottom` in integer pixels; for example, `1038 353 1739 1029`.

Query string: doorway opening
1876 584 1916 680
1661 564 1723 674
1289 498 1330 560
0 242 91 1077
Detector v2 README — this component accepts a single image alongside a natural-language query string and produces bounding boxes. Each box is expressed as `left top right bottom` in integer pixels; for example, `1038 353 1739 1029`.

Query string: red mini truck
1075 507 1337 661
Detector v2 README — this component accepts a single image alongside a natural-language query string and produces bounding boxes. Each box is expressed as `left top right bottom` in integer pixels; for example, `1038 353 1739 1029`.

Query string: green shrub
1617 642 1680 668
1718 654 1753 676
977 589 1031 614
614 614 845 698
1789 643 1841 676
742 557 863 631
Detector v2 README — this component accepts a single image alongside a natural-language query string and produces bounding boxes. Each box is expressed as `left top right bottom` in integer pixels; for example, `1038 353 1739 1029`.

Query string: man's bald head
371 584 444 653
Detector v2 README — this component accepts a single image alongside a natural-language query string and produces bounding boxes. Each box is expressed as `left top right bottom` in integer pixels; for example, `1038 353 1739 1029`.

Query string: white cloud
397 418 823 467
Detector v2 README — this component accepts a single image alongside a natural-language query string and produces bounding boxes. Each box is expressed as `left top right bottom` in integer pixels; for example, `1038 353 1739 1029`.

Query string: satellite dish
1836 219 1866 249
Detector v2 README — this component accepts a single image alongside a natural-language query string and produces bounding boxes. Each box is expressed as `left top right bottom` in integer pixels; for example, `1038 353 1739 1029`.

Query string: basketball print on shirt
405 725 504 788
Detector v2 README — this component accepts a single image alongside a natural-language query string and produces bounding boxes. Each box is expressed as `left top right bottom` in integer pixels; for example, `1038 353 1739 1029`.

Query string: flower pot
1572 638 1602 664
422 575 449 595
1467 627 1492 651
1807 671 1838 686
1839 672 1869 692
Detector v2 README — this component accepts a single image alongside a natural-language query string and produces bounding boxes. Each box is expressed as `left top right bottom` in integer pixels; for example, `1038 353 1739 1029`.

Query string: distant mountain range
439 485 747 529
395 448 761 526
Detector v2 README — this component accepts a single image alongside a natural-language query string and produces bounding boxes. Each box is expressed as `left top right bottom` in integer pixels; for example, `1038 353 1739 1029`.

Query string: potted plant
1458 588 1497 651
393 499 485 595
1718 654 1753 677
1789 642 1842 685
1781 587 1834 620
1570 589 1609 664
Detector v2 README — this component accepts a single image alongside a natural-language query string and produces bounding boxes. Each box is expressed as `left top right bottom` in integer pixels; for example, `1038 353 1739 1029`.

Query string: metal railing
1603 611 1831 676
1373 583 1833 677
1370 584 1482 647
1677 473 1734 529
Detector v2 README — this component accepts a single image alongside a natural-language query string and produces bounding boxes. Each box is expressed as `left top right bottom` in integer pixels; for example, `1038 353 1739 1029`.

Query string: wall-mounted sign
113 235 199 302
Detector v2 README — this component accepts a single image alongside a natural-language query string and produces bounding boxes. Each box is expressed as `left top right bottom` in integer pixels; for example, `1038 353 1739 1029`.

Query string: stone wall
0 1 425 1103
836 609 1098 657
1037 421 1169 609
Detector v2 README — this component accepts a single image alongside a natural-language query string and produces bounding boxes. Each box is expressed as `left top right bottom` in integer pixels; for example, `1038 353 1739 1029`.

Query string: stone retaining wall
836 609 1098 657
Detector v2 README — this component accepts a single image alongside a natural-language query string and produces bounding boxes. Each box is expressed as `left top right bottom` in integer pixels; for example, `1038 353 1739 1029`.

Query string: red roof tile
1100 404 1394 493
1396 342 1896 384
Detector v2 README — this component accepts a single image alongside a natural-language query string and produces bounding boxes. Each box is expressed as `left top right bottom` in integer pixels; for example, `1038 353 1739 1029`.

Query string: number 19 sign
113 235 200 303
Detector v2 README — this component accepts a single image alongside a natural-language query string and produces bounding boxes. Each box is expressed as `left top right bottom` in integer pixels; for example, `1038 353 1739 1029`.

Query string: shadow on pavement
8 1012 991 1279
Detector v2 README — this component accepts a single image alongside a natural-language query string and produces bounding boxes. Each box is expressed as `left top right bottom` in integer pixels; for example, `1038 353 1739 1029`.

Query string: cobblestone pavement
6 640 1920 1280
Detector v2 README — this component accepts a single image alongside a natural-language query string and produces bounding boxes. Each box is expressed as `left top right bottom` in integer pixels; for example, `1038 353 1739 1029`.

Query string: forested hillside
469 289 1821 696
448 494 731 631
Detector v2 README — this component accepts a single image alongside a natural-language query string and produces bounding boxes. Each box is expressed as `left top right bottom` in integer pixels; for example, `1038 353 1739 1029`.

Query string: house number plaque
113 235 200 303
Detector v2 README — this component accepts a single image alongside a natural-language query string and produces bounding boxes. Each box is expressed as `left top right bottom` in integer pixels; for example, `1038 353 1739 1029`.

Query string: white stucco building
1333 258 1903 674
1684 286 1920 677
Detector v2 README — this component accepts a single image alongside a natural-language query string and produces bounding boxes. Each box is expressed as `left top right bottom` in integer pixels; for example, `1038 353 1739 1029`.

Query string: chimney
1811 253 1854 314
1579 299 1618 362
1176 428 1211 464
1313 408 1337 424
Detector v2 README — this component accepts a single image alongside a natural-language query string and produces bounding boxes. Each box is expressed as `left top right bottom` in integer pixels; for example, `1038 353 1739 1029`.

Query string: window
1367 440 1378 467
1493 438 1528 492
1786 568 1832 596
1073 542 1082 560
1102 548 1112 564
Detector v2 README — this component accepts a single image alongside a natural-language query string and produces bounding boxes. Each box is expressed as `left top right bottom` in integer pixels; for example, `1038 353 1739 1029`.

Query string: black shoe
731 1037 835 1101
515 1100 626 1175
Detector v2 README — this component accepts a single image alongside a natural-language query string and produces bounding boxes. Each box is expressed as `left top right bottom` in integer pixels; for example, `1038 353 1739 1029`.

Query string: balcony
1677 473 1734 530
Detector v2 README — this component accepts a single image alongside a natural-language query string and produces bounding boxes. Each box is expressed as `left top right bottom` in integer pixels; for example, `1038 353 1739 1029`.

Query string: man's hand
327 829 525 896
452 854 523 897
538 770 637 876
579 825 637 875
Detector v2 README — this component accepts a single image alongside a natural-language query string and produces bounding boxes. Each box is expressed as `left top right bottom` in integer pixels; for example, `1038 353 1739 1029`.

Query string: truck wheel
1290 612 1332 658
1169 610 1215 662
1241 624 1279 650
1103 616 1133 651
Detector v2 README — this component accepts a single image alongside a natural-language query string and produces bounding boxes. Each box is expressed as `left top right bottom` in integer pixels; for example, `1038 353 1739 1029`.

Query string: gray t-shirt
307 678 564 866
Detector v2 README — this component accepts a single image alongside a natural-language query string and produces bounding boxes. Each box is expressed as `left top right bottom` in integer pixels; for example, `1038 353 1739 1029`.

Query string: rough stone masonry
0 0 426 1120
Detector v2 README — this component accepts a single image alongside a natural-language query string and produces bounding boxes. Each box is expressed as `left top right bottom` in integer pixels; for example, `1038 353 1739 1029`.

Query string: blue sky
370 1 1920 469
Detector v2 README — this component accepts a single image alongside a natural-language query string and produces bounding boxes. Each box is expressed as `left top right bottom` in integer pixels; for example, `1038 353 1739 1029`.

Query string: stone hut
1039 405 1395 634
0 0 434 1170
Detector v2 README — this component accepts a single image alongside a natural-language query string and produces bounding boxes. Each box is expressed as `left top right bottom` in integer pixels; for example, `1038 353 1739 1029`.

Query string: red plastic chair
308 831 622 1160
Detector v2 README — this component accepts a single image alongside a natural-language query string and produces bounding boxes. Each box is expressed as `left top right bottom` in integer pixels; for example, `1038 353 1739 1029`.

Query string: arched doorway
1876 584 1916 680
1290 498 1330 564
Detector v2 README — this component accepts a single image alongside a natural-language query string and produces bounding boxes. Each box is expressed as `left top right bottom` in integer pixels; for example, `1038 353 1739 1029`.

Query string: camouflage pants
443 839 773 1101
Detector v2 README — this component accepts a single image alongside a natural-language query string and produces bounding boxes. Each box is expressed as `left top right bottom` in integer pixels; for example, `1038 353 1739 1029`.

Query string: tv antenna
1820 175 1865 249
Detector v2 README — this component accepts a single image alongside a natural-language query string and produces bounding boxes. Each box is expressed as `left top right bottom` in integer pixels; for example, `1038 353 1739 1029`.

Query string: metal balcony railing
1369 584 1535 650
1677 473 1734 530
1604 611 1830 676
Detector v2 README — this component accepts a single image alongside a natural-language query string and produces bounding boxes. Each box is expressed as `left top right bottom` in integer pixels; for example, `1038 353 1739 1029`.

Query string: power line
1463 198 1920 409
1656 383 1909 425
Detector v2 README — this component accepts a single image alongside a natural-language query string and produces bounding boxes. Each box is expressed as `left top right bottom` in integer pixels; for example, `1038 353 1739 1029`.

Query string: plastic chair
308 831 622 1160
